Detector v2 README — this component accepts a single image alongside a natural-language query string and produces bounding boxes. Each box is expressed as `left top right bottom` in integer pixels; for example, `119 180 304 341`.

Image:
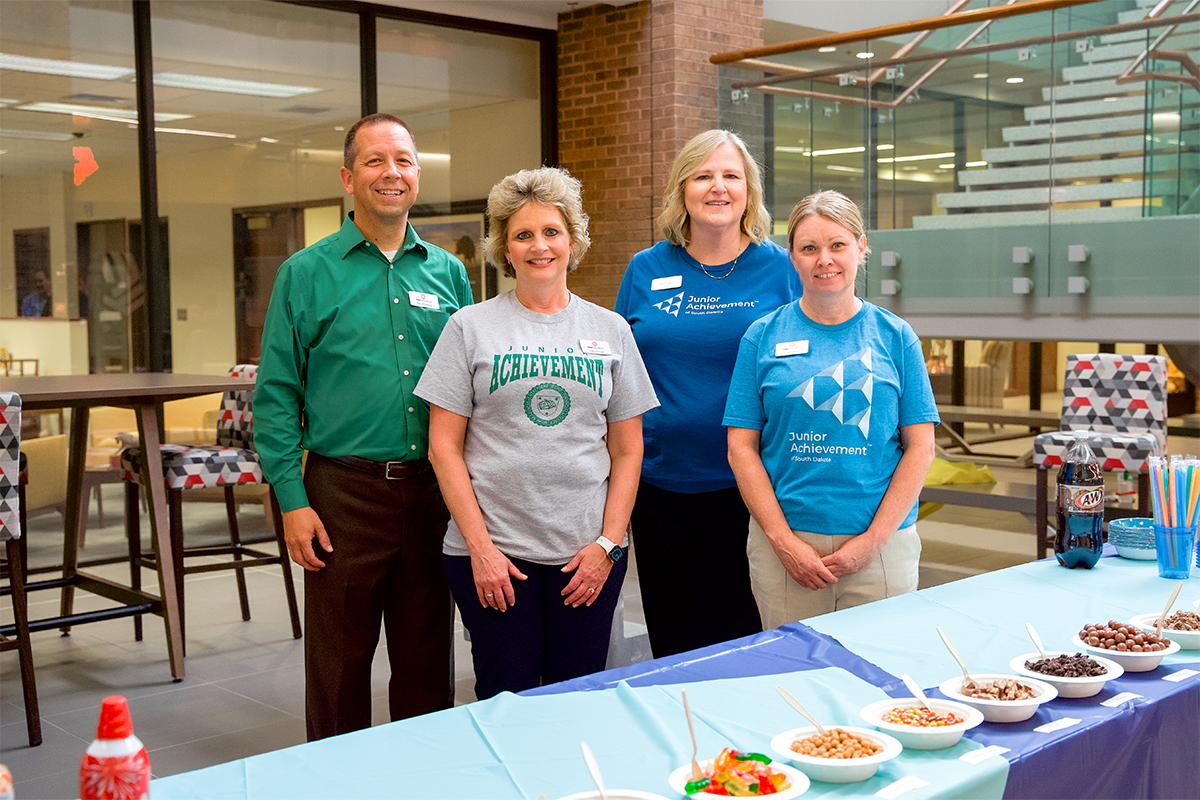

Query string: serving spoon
775 686 827 735
1154 581 1183 638
681 689 703 782
937 626 978 691
580 742 607 800
1026 622 1049 659
900 673 933 712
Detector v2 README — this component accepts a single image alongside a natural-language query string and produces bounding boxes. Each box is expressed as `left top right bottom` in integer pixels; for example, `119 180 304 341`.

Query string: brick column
558 0 764 309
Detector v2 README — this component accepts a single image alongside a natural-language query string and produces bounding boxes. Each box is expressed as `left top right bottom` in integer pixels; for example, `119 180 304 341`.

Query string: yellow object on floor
918 457 996 520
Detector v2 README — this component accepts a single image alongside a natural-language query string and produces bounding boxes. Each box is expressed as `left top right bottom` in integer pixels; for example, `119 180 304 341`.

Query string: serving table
1 373 254 680
150 551 1198 799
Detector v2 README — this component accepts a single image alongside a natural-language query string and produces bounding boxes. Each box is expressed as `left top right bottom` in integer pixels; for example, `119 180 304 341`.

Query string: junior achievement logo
653 291 683 317
524 383 571 427
787 347 874 438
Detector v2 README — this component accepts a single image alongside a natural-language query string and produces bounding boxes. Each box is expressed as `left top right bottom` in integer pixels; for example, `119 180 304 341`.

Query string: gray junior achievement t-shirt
415 290 660 564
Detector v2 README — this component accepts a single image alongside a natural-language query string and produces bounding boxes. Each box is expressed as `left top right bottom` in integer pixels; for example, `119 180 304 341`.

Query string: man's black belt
328 455 430 480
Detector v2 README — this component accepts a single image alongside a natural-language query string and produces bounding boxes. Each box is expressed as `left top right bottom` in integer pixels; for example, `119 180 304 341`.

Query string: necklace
697 252 739 280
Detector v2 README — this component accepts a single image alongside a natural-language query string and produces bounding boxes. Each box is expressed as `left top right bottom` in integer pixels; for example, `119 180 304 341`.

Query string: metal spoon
775 686 827 735
900 673 932 712
681 689 703 782
1154 582 1183 638
580 742 607 800
1026 622 1049 659
937 626 978 692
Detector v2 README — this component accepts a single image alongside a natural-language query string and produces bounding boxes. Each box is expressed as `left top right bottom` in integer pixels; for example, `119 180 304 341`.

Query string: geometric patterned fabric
1033 353 1167 472
0 392 20 541
121 365 265 490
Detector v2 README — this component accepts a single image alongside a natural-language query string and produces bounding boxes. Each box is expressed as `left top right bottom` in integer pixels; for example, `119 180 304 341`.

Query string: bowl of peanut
937 674 1057 723
768 725 901 784
1072 621 1182 671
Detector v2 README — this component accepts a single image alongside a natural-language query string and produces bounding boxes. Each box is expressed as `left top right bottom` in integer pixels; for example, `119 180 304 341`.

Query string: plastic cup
1154 524 1196 580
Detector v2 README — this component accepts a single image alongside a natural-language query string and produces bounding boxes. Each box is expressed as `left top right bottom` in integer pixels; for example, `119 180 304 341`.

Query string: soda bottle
79 696 150 800
1055 429 1105 569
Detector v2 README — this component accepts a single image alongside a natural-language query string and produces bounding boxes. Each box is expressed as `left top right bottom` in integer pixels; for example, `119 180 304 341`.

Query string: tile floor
2 423 1195 798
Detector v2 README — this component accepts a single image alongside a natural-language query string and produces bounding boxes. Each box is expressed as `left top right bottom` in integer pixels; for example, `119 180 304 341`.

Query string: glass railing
718 0 1198 341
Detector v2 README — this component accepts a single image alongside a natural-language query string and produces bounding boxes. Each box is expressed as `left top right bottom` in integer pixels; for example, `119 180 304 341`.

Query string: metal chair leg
270 490 302 640
224 486 252 622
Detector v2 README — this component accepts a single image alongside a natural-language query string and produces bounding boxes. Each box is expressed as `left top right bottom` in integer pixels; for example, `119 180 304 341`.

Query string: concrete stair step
912 206 1145 229
958 155 1177 187
982 135 1151 164
1102 21 1199 45
1003 114 1152 143
1062 59 1135 82
936 180 1145 209
1084 40 1157 63
1024 94 1147 121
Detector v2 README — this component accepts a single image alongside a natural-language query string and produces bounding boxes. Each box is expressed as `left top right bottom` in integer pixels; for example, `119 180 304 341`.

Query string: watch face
609 546 625 564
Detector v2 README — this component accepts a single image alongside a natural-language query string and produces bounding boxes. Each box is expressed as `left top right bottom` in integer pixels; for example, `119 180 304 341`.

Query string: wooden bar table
1 373 254 681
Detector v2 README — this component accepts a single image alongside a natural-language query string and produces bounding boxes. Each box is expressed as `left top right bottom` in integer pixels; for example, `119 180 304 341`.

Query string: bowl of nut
1072 621 1182 671
1009 652 1124 698
936 674 1057 723
859 698 982 750
769 725 901 784
1129 611 1200 650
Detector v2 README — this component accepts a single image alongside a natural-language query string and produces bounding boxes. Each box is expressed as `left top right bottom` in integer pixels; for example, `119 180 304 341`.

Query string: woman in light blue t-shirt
724 191 938 628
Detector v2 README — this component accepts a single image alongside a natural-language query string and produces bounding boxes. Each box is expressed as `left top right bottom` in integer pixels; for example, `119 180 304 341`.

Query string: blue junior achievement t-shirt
722 300 939 535
615 239 802 492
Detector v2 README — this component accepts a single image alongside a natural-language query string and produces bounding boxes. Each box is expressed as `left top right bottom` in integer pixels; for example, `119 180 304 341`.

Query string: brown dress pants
303 453 454 741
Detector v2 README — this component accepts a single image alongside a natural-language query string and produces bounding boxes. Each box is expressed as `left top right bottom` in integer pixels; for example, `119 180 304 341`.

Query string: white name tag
580 339 612 356
876 776 929 799
960 745 1009 764
651 275 683 291
1164 669 1198 682
1035 717 1081 733
408 291 440 310
775 340 809 357
1101 692 1143 707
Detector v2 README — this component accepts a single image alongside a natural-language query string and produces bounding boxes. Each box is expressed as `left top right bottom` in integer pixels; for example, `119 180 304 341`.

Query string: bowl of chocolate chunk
1009 651 1123 698
1129 611 1200 650
1072 621 1181 671
937 674 1057 723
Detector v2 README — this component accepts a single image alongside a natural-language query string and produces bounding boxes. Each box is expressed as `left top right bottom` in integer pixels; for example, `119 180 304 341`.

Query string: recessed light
818 46 837 53
966 160 987 167
259 137 278 143
808 146 866 157
14 101 191 123
826 164 864 173
155 127 236 139
973 73 989 79
876 144 894 150
154 72 321 98
856 52 875 59
938 163 955 169
0 52 134 81
878 151 955 163
1006 77 1024 84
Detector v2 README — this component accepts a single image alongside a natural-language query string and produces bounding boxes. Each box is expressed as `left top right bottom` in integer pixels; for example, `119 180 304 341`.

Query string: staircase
913 0 1199 230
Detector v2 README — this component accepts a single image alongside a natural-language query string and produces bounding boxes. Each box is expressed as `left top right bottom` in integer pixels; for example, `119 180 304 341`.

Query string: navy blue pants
444 552 627 700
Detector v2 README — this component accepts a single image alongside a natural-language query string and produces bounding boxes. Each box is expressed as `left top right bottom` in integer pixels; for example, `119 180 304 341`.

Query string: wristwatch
595 535 626 564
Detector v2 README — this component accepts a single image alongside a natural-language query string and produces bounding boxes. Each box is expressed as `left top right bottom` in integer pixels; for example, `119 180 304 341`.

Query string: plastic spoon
937 626 978 691
900 673 932 712
580 742 607 800
1026 622 1049 659
1192 596 1198 612
681 689 703 782
775 686 827 735
1154 582 1183 637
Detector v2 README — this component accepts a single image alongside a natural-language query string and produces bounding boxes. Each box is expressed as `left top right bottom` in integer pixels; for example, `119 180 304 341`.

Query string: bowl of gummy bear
667 747 809 798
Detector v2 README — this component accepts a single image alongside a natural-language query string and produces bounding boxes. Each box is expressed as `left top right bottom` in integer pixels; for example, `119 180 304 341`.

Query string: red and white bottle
79 696 150 800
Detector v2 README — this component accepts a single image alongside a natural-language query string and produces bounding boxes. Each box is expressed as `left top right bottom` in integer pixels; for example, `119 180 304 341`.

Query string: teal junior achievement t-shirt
722 300 939 536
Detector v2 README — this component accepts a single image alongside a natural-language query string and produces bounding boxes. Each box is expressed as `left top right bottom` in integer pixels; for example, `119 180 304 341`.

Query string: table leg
59 408 89 632
136 405 185 680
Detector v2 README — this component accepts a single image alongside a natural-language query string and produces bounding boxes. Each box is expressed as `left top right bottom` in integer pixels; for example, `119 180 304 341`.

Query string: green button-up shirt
255 213 473 511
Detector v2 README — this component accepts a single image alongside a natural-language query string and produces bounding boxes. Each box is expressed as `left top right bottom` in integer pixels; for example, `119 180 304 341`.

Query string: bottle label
80 749 150 800
1059 484 1104 513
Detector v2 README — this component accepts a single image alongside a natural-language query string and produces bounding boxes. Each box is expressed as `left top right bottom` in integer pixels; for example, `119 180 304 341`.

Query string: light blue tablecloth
151 668 1008 800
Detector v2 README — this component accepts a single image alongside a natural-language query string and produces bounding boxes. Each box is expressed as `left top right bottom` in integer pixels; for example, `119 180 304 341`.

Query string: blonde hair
657 130 771 247
787 190 871 260
484 167 592 278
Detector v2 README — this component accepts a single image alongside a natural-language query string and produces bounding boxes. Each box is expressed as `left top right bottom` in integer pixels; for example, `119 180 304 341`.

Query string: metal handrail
1117 0 1200 92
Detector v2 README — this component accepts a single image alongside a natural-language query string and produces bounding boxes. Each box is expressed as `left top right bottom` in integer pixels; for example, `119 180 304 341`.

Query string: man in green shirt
255 113 474 741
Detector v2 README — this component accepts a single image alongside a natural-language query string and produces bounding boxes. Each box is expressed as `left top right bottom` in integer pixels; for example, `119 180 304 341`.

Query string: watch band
595 535 620 554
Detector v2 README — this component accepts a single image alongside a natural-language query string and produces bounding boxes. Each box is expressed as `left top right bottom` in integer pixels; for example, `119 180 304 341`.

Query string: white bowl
937 673 1057 723
769 725 901 784
1114 543 1157 560
559 792 671 800
1071 634 1182 671
859 698 982 750
1009 652 1124 698
667 756 809 799
1130 612 1200 650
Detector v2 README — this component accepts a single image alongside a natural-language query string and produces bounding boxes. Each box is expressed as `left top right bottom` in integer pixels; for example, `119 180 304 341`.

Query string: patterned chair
0 392 42 746
1033 354 1168 558
120 366 301 648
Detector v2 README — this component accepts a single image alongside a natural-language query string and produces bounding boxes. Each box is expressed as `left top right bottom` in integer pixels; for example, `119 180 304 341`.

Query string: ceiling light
878 151 955 163
0 127 75 142
876 144 894 150
0 98 20 106
153 72 321 98
15 101 191 122
973 73 989 79
856 52 874 59
1006 77 1024 84
938 163 955 169
818 46 838 53
809 146 866 157
966 160 987 167
0 52 134 81
259 137 278 143
155 127 236 139
826 164 864 173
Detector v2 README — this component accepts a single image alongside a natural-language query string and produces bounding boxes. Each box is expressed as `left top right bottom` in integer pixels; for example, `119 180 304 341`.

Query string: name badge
775 340 809 357
408 291 440 310
651 275 683 291
580 339 612 356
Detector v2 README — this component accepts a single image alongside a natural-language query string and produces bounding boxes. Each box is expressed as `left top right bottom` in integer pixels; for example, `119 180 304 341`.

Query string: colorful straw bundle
1148 454 1200 529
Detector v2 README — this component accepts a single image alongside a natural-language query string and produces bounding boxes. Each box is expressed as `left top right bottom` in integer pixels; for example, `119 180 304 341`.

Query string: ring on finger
588 587 595 594
485 592 494 597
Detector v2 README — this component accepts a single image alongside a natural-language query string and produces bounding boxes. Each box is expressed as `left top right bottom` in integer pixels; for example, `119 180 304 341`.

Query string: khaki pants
747 517 921 630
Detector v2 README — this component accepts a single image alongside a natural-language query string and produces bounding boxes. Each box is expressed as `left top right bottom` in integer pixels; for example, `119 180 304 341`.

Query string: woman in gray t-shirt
416 167 659 699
